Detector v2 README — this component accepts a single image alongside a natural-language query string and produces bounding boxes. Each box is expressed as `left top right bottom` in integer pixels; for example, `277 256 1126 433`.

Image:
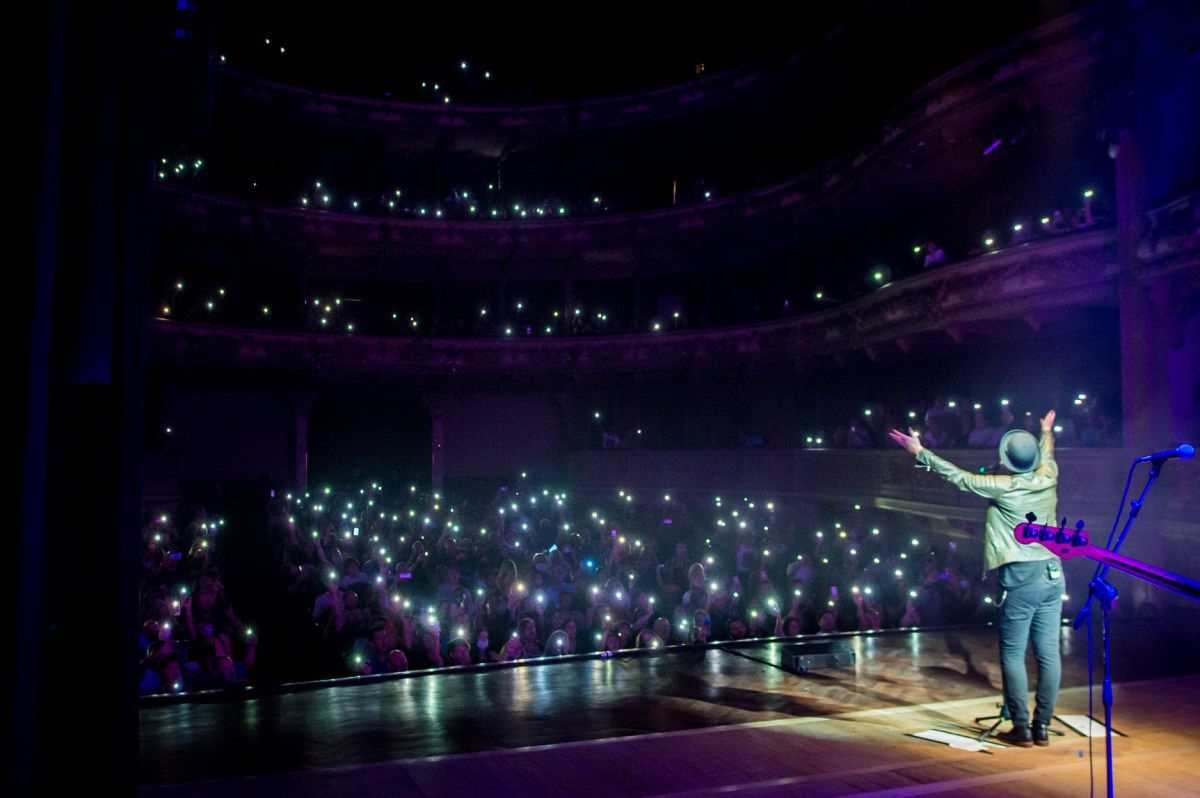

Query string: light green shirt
916 430 1059 573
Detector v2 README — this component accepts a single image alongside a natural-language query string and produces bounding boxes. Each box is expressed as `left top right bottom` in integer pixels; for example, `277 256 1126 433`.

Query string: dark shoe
1032 722 1050 747
999 725 1034 747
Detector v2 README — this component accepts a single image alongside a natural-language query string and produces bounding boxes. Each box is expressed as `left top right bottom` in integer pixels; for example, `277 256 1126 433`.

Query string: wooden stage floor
141 615 1200 796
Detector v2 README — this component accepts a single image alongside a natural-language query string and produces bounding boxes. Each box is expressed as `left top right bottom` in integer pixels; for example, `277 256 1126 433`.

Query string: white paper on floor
909 730 1004 751
1055 715 1125 737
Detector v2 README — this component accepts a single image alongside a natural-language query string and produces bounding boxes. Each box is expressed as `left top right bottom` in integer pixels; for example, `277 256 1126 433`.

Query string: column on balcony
288 391 316 494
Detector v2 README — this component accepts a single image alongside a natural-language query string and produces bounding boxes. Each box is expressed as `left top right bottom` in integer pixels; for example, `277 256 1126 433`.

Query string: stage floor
141 614 1200 796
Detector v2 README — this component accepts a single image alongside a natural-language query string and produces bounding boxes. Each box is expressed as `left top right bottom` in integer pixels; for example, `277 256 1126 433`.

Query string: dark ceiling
203 1 1089 107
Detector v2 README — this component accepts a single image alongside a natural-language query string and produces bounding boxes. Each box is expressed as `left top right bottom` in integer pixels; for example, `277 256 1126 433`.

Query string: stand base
974 702 1066 743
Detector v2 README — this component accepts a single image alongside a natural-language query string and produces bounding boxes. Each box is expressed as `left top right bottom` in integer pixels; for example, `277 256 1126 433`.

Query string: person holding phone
889 410 1061 748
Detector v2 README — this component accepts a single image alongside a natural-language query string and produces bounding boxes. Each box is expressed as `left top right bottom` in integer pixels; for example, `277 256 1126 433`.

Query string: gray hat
998 429 1041 474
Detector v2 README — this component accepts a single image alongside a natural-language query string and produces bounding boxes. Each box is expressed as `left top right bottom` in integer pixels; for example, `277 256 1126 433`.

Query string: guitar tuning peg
1025 512 1038 523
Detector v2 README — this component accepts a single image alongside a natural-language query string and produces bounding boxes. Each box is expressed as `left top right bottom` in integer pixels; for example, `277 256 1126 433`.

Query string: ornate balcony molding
155 182 825 276
216 51 790 136
149 229 1138 376
160 11 1107 273
214 10 1099 140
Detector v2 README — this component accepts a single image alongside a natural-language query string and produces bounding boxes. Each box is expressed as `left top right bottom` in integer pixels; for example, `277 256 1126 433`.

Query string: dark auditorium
15 2 1200 796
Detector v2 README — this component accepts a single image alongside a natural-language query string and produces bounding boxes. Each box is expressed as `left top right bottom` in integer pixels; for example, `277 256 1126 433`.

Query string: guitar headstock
1013 518 1091 560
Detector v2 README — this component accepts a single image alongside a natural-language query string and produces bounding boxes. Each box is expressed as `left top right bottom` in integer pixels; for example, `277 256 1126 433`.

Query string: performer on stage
889 410 1061 748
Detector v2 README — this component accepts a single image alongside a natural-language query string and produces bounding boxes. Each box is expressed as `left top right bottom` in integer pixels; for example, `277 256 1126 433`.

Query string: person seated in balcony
1044 209 1069 233
966 406 1001 448
847 419 875 448
940 405 966 447
922 241 948 268
1011 224 1034 246
924 396 949 426
1079 193 1104 227
998 405 1019 437
920 414 952 449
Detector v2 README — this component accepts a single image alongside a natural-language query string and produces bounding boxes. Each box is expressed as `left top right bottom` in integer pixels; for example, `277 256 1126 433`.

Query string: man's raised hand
888 427 924 456
1040 410 1056 434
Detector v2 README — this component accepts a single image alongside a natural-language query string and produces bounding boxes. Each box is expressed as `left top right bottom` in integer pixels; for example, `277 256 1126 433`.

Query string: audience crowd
139 476 1023 694
827 393 1120 450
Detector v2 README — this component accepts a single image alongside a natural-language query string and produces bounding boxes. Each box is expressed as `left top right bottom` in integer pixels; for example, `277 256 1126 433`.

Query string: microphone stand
1072 457 1166 798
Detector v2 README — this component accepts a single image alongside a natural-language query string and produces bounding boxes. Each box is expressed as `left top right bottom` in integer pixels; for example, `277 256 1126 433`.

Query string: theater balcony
172 8 1110 219
150 229 1161 376
146 231 1200 554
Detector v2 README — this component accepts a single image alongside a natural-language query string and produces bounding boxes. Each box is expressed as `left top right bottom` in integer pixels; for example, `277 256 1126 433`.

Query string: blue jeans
997 559 1064 727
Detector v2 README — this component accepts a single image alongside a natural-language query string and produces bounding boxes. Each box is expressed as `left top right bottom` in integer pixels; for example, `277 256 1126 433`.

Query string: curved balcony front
149 229 1143 377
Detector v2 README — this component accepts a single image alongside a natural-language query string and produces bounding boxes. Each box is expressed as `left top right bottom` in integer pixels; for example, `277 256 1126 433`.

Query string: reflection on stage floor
141 613 1200 796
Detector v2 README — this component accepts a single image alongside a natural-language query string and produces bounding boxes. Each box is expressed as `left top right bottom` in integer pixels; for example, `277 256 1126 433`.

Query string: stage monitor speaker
781 640 856 674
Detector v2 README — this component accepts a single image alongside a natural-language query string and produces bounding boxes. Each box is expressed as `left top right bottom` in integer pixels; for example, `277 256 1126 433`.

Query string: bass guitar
1012 520 1200 603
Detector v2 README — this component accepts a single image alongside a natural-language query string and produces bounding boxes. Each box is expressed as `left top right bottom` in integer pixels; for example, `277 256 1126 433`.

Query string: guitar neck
1088 548 1200 604
1013 522 1200 604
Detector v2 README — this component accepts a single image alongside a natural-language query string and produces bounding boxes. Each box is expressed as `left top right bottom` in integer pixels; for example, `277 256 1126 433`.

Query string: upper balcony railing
215 51 791 136
150 228 1130 375
159 8 1109 266
213 9 1101 141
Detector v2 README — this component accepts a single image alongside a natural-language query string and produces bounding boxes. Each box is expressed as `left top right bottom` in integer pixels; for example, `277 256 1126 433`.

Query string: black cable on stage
716 644 798 675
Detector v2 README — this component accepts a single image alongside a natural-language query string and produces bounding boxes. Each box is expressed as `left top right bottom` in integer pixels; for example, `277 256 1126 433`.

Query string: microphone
1135 444 1195 463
